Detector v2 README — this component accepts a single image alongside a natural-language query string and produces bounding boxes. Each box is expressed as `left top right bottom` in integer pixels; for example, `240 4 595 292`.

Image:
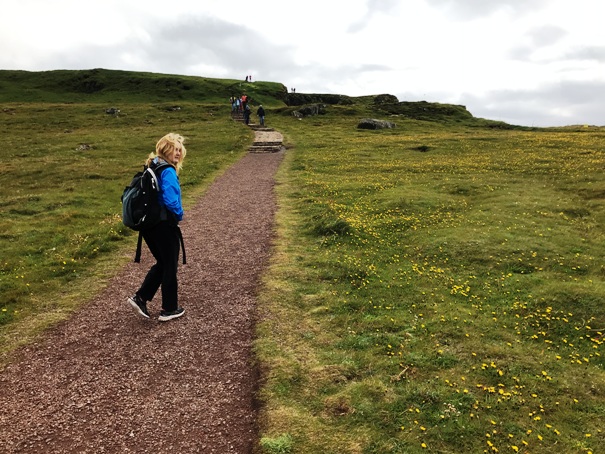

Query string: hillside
0 68 518 127
0 68 288 105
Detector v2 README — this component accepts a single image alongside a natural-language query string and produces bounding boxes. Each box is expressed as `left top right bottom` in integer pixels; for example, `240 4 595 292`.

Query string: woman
127 133 187 322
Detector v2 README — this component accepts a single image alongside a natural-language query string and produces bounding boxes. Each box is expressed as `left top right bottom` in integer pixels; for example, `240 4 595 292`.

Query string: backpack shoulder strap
149 160 172 172
149 162 173 187
177 225 186 265
134 231 143 263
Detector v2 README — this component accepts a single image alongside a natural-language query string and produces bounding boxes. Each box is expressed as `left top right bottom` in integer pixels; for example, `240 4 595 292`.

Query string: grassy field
255 110 605 453
2 70 605 453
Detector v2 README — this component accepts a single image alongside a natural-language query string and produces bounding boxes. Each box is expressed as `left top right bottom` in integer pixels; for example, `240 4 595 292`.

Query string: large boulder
357 118 396 130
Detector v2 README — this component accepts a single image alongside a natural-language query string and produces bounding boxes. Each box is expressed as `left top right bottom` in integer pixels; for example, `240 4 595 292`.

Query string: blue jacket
154 158 183 221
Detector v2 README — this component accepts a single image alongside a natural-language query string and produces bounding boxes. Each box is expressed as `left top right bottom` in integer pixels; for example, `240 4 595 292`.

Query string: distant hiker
244 104 251 125
257 105 265 126
230 96 236 112
127 133 187 322
245 75 249 82
249 75 252 82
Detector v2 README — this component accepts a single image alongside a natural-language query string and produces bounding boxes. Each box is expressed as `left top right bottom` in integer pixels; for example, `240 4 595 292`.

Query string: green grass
255 110 605 453
3 69 605 453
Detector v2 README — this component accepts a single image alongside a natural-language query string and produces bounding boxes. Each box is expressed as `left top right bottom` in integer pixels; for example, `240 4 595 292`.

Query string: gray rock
357 118 396 130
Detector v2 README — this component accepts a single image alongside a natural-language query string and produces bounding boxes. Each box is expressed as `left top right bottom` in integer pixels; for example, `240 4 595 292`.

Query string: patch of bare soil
0 149 284 453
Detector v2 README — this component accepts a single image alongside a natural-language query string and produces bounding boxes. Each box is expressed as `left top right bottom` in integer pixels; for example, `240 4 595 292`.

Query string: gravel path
0 147 284 453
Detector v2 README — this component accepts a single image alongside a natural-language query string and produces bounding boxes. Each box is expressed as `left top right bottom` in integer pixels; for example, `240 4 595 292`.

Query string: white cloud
424 0 549 20
460 79 605 126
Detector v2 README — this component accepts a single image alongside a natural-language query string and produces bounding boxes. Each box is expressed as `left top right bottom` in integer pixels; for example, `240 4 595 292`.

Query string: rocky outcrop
377 101 474 122
285 93 354 106
373 94 399 105
357 118 396 130
292 104 327 118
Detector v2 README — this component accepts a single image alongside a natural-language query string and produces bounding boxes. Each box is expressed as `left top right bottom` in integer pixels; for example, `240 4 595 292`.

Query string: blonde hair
146 133 187 174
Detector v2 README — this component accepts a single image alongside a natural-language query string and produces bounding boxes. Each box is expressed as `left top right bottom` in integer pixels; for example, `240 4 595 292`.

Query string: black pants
136 221 180 311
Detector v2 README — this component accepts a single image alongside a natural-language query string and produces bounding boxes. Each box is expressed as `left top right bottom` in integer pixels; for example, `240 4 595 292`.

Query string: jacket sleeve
159 167 184 221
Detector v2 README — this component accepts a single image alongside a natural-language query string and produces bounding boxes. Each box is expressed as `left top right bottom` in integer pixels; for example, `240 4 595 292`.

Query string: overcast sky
2 0 604 127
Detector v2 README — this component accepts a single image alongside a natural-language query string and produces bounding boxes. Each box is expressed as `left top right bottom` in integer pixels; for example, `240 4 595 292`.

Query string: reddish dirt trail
0 149 284 454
